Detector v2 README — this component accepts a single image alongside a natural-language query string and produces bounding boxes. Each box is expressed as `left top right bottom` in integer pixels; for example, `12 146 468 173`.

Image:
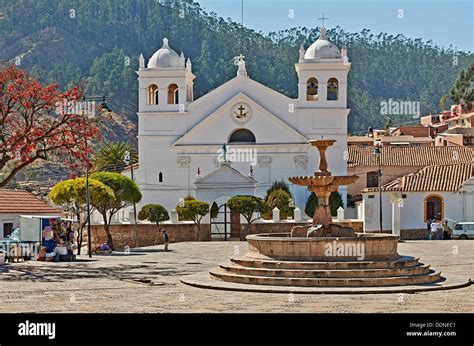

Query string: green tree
176 197 209 241
266 189 295 219
48 178 114 254
138 204 170 243
93 142 137 173
210 202 219 220
265 180 292 200
90 172 142 250
227 195 269 233
445 64 474 111
305 192 343 218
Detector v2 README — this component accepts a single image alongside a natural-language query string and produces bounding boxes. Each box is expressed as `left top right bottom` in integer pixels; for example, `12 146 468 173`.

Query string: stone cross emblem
232 103 251 123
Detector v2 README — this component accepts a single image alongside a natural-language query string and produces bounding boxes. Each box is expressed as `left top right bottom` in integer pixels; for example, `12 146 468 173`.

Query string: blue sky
196 0 473 52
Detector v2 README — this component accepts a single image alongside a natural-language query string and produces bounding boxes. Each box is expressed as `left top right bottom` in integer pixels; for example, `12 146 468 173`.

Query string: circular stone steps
209 267 441 287
205 254 442 287
218 262 431 279
230 255 420 270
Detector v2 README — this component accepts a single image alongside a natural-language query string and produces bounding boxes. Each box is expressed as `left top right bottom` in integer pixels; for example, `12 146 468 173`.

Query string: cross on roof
318 13 329 27
238 53 245 62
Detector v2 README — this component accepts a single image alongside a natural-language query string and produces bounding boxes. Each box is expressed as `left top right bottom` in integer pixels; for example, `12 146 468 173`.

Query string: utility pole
84 96 112 257
374 141 383 233
124 151 138 247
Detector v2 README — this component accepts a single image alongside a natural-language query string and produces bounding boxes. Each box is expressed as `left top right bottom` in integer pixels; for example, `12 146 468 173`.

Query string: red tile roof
364 163 474 192
348 146 474 167
0 189 61 214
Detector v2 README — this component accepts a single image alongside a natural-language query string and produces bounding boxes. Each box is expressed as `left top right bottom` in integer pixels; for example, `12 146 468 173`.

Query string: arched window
424 195 443 222
228 129 256 143
147 85 159 105
158 172 163 183
168 84 179 104
306 78 318 101
327 78 339 100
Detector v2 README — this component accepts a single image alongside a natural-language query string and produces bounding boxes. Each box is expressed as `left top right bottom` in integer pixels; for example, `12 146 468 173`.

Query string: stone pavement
0 240 472 313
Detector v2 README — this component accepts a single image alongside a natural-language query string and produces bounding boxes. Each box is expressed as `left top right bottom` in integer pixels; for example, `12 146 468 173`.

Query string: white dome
148 38 180 68
304 28 341 60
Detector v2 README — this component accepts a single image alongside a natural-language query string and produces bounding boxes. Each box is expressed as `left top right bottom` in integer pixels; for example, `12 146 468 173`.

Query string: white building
362 163 474 233
0 189 61 239
135 28 351 212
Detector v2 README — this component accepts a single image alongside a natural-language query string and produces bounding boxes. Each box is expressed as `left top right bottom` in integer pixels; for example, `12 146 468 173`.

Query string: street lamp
124 150 138 247
83 95 111 258
373 139 383 233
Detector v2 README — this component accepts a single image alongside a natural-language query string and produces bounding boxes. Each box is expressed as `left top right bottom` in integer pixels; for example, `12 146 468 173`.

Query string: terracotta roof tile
0 189 60 214
348 146 474 167
364 163 474 192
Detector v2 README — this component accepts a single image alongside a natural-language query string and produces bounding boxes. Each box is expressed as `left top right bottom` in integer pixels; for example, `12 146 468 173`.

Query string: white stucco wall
134 40 351 214
363 191 473 232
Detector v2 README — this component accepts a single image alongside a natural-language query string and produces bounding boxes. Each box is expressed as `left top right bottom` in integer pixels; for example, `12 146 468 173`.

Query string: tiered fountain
182 140 444 293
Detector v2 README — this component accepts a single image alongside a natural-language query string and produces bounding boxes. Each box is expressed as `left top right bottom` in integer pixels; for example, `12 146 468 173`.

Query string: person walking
162 229 170 251
442 220 452 240
430 219 437 240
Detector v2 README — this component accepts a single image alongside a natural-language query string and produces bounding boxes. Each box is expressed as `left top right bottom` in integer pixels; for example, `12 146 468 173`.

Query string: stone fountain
182 139 445 292
289 139 358 237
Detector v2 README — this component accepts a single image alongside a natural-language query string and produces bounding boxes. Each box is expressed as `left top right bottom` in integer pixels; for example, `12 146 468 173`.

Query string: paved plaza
0 240 472 313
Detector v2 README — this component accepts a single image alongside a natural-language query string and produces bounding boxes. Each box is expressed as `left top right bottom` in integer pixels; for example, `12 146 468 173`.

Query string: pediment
194 163 256 187
173 92 307 146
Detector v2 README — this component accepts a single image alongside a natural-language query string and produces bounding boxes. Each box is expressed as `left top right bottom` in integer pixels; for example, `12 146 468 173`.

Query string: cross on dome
318 13 329 27
318 13 329 39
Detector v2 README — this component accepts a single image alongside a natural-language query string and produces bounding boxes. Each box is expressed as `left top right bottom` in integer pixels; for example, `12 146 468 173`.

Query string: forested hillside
1 0 472 141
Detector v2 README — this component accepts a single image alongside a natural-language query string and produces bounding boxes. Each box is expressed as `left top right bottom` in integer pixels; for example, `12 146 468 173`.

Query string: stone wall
400 229 430 240
91 220 371 250
90 223 211 251
370 229 429 240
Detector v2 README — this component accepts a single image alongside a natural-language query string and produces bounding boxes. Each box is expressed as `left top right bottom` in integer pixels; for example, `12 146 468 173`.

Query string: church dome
304 27 341 60
148 38 180 68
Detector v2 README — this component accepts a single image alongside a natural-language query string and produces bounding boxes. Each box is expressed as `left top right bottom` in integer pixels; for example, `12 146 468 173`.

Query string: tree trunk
195 223 201 242
75 210 85 255
102 213 115 251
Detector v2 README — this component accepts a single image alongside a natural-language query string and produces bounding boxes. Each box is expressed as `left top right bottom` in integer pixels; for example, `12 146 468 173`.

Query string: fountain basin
288 175 359 187
246 233 400 261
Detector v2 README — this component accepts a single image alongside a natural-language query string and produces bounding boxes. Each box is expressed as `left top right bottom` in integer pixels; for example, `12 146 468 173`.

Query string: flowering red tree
0 65 100 187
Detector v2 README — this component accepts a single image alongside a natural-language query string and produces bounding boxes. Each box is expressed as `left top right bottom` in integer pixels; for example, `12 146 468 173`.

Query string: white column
391 201 401 236
293 207 302 222
170 209 178 223
337 207 344 221
272 207 280 222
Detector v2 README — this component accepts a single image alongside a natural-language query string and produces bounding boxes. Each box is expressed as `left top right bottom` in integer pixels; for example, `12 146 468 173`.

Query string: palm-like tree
93 142 137 173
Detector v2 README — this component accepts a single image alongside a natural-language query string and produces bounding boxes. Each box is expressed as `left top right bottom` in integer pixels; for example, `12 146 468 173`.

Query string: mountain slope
1 0 472 141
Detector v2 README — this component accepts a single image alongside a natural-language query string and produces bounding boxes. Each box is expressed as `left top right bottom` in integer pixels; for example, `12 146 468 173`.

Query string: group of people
427 219 452 240
39 220 76 261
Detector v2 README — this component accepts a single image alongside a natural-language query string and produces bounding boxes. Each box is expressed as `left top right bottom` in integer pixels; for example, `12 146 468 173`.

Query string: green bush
227 195 269 225
265 180 292 200
266 189 295 219
138 204 169 225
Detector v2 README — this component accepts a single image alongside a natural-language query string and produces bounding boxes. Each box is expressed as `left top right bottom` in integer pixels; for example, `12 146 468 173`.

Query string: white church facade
134 28 351 214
